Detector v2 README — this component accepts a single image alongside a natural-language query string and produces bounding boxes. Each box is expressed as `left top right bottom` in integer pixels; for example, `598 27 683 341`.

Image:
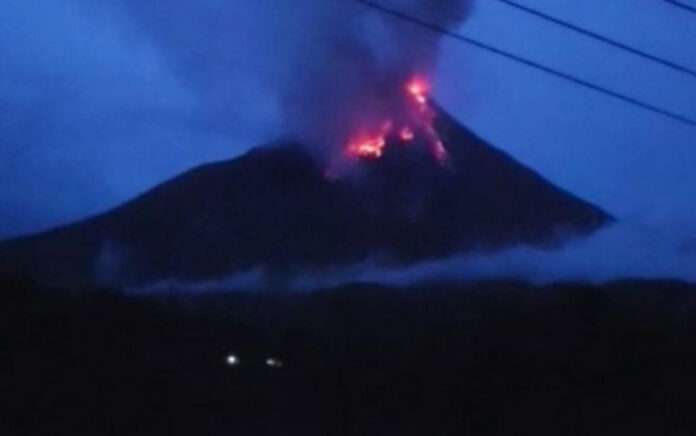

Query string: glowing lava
405 77 449 164
344 76 448 163
346 121 392 160
406 79 429 106
399 126 414 142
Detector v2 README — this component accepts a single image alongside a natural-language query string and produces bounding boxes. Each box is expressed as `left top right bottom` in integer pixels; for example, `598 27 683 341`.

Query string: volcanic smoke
279 0 475 163
345 76 447 163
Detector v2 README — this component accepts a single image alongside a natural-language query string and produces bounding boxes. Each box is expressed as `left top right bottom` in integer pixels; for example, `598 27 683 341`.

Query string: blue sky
438 0 696 234
1 0 695 241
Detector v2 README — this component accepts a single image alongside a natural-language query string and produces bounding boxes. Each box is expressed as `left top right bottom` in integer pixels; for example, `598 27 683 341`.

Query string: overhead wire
496 0 696 79
352 0 696 129
664 0 696 15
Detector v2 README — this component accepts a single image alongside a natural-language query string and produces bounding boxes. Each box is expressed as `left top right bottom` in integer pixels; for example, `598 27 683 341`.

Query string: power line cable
496 0 696 79
664 0 696 14
353 0 696 129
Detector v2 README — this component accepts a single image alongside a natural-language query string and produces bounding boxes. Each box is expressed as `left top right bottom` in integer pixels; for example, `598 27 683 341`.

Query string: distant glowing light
225 354 240 366
266 358 284 368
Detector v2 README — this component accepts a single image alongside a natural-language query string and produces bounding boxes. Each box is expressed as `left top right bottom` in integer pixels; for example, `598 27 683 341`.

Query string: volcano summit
0 98 612 286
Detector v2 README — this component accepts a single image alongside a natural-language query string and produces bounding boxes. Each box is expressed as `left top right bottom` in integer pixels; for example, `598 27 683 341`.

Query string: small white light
225 354 240 366
266 358 284 368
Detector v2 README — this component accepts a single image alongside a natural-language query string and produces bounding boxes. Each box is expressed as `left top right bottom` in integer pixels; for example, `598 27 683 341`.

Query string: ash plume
109 0 475 160
279 0 475 160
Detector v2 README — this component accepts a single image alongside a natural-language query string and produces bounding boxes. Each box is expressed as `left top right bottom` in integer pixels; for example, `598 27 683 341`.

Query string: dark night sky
1 0 695 247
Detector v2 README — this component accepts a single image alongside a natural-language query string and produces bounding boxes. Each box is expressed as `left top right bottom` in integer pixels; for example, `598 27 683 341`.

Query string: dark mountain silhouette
0 106 612 286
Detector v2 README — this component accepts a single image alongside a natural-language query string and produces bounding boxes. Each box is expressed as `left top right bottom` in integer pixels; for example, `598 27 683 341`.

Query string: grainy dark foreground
4 276 696 435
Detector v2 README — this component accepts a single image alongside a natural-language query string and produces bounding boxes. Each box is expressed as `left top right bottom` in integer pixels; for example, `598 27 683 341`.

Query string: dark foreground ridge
5 276 696 435
0 107 611 286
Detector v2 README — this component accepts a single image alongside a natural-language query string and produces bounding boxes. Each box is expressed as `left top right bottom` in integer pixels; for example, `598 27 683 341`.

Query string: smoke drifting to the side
110 0 474 160
278 0 475 160
130 222 696 295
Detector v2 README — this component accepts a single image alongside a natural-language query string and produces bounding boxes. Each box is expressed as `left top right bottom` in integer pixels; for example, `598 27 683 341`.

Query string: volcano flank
0 105 612 286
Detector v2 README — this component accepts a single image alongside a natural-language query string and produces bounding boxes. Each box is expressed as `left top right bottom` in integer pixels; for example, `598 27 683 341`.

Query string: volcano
0 104 611 286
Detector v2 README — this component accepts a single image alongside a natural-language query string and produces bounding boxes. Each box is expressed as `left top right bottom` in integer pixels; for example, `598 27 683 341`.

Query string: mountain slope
0 106 612 286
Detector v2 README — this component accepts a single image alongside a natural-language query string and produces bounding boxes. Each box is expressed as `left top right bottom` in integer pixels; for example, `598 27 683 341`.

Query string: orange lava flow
346 121 392 160
344 76 448 163
406 79 429 106
399 126 414 142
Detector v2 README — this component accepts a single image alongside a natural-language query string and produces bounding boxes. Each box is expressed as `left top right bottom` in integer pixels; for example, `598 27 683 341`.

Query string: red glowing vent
345 77 448 163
